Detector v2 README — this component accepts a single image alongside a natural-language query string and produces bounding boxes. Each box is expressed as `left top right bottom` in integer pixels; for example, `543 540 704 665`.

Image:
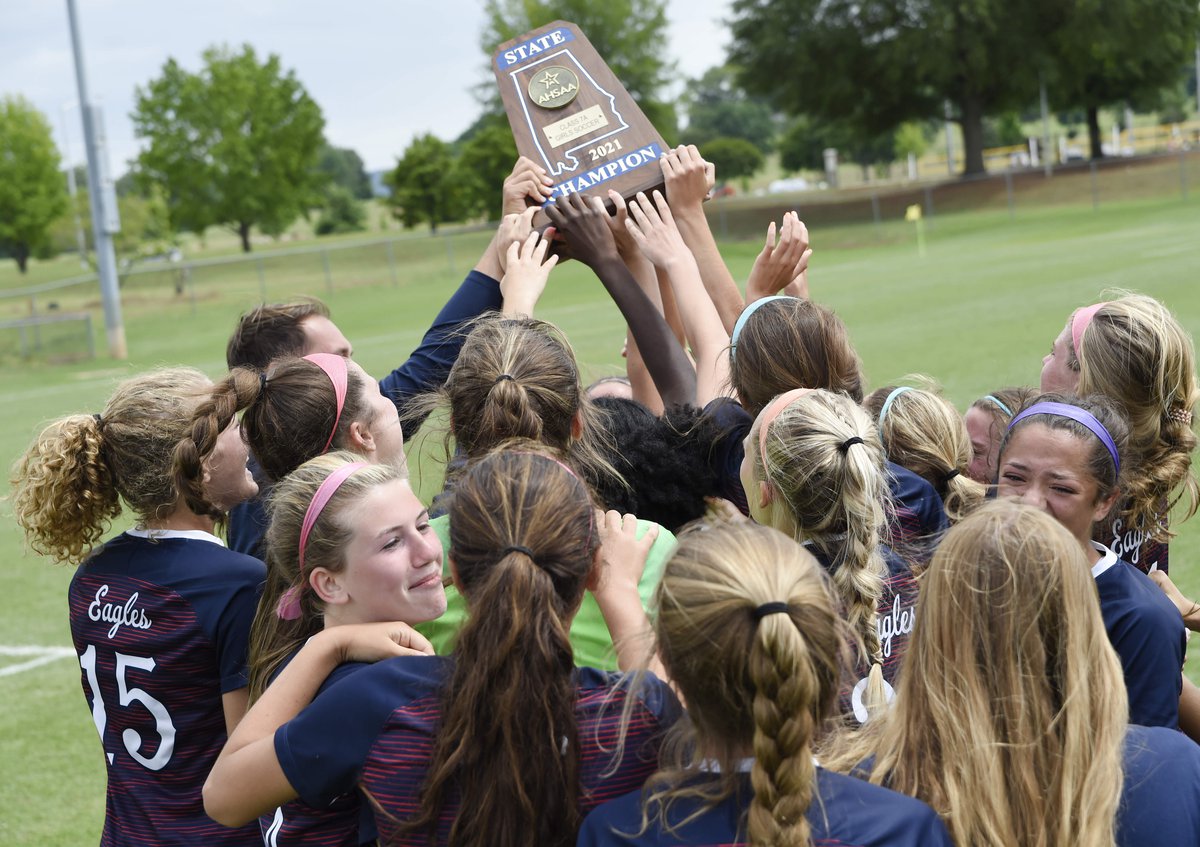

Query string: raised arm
544 193 696 408
626 190 732 407
592 510 667 678
745 211 813 303
662 145 745 334
500 223 559 317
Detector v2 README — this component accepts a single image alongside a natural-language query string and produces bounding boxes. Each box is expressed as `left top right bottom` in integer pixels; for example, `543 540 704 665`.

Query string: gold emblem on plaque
528 66 580 109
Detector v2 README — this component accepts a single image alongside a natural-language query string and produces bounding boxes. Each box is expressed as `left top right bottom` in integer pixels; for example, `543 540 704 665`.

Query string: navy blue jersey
577 769 953 846
228 269 502 557
811 545 918 724
1117 725 1200 846
68 530 265 846
1099 507 1170 575
260 661 375 847
702 399 947 547
275 656 679 845
1093 546 1186 729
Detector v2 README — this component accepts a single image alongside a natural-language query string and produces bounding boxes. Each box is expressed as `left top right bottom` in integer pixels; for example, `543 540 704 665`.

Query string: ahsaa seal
528 66 580 109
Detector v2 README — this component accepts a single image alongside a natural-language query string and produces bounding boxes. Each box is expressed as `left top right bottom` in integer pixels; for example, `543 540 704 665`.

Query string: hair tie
1008 401 1120 473
1167 407 1194 425
982 394 1013 417
275 586 302 621
92 413 104 427
941 468 961 484
303 353 349 454
752 601 791 622
1070 302 1110 364
493 373 515 385
839 436 864 453
757 388 814 471
730 295 798 356
878 386 914 425
500 544 535 560
259 372 269 392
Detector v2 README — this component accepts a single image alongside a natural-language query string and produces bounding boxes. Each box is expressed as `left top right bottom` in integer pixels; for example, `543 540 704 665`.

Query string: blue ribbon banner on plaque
495 27 577 69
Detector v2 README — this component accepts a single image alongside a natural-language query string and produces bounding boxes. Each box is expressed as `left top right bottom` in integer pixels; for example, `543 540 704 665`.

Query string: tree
1052 0 1200 159
481 0 678 138
0 97 68 273
703 137 765 186
729 0 1072 176
682 66 778 152
457 116 519 220
388 134 467 233
314 186 366 235
132 45 325 252
778 116 895 179
317 143 372 200
47 185 175 266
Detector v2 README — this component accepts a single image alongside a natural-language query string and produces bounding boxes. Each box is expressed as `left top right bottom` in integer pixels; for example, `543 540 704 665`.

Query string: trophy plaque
493 21 667 207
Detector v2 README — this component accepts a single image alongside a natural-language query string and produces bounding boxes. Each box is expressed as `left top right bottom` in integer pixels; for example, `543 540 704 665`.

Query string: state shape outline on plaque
508 49 629 177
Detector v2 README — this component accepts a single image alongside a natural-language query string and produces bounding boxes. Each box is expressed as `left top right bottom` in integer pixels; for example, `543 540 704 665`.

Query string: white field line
0 645 76 678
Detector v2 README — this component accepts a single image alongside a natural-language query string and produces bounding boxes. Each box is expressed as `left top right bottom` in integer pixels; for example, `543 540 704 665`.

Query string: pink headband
758 388 813 471
1070 302 1109 364
303 353 349 453
276 461 368 620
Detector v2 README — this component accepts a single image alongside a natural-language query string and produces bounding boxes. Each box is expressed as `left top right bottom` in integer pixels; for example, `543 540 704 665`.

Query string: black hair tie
941 468 961 484
259 372 268 391
501 545 535 560
839 436 864 453
752 601 791 622
493 374 515 386
92 413 104 427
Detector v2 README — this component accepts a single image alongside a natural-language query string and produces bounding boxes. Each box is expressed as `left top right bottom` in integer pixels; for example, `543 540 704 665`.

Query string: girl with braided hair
742 388 917 724
821 500 1200 847
10 368 263 845
578 521 951 846
202 450 677 847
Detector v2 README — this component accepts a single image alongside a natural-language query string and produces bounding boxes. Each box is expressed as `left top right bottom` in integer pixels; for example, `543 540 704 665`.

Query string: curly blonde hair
11 368 212 563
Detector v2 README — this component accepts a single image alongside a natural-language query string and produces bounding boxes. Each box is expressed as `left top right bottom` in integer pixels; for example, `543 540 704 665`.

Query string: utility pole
943 101 955 176
65 0 126 359
1039 72 1053 178
59 103 89 269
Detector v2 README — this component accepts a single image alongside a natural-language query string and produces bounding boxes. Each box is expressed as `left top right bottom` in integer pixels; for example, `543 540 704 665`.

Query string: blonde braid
747 613 818 847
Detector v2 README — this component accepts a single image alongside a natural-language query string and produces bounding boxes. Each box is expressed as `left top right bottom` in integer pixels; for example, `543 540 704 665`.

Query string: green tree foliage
1052 0 1200 159
314 186 366 236
683 66 778 151
132 44 325 252
481 0 678 138
729 0 1071 176
778 116 895 178
457 114 519 220
317 143 373 199
48 185 175 266
0 96 68 273
388 134 467 233
703 137 765 185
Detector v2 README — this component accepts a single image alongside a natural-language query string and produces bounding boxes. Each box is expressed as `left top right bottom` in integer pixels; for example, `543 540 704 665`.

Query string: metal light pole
59 102 89 269
65 0 126 359
1039 72 1053 178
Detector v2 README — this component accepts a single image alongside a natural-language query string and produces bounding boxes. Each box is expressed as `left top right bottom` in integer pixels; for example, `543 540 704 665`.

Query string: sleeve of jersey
275 675 396 810
576 794 642 846
1115 598 1185 728
377 270 502 440
213 558 267 693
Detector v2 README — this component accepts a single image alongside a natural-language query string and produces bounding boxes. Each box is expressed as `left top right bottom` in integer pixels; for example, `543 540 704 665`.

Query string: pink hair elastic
757 388 813 471
276 461 368 620
1070 302 1110 363
304 353 350 453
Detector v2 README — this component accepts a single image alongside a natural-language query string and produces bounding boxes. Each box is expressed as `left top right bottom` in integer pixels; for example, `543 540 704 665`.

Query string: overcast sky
3 0 734 174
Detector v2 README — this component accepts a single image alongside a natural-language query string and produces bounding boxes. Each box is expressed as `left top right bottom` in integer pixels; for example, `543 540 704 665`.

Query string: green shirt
415 514 675 670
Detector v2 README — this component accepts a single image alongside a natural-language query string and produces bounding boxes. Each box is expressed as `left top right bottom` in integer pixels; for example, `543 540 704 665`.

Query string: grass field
1 192 1199 844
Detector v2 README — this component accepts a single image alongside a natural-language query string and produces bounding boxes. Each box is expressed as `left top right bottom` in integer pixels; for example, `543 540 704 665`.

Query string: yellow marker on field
906 204 926 257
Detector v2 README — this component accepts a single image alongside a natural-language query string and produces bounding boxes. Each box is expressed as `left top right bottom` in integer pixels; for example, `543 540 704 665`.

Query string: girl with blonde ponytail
202 450 678 846
742 389 917 724
578 521 952 846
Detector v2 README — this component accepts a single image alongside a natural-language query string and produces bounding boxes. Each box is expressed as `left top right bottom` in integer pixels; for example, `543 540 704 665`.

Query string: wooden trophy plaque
493 21 667 208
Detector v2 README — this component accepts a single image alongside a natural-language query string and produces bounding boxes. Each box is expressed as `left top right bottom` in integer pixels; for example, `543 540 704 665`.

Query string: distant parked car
768 177 810 194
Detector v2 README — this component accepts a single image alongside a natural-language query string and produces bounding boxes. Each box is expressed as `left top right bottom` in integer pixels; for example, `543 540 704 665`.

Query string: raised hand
502 155 555 216
746 211 813 301
623 190 691 271
495 206 538 275
662 144 715 210
595 510 660 594
501 229 559 315
331 620 436 663
543 193 620 269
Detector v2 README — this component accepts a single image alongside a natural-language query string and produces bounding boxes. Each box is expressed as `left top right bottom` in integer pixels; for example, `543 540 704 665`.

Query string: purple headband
1007 401 1120 473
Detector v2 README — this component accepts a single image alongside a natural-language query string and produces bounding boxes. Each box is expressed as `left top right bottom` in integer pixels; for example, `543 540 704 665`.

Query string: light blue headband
982 394 1013 417
730 296 798 356
878 386 915 425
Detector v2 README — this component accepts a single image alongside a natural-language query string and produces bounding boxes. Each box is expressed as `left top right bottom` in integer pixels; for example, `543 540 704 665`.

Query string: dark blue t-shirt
1117 724 1200 846
69 530 265 846
228 269 502 557
275 656 680 845
1094 548 1186 729
577 768 953 846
